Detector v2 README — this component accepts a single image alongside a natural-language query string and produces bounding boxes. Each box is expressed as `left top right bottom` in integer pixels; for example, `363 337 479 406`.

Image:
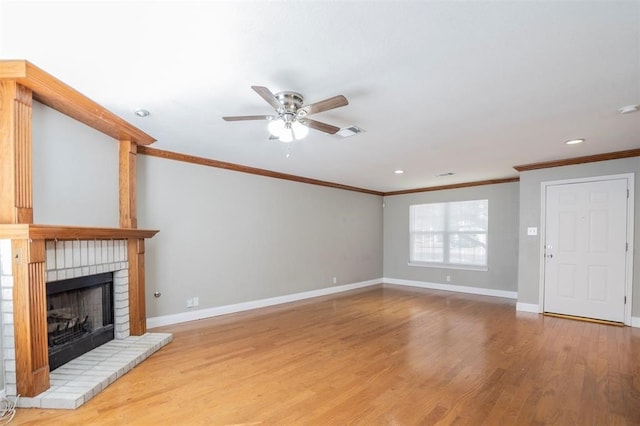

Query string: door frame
538 173 635 325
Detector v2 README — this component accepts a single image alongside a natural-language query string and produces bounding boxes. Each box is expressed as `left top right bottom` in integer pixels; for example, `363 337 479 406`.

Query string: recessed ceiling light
618 104 639 114
565 138 585 145
394 170 404 174
134 109 150 117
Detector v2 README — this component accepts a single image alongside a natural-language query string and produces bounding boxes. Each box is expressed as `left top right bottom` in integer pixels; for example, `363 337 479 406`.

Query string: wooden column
119 140 137 228
0 81 33 224
12 239 49 396
0 80 47 396
119 140 146 335
128 238 147 335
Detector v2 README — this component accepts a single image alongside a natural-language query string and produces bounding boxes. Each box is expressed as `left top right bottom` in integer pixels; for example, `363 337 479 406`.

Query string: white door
543 178 628 322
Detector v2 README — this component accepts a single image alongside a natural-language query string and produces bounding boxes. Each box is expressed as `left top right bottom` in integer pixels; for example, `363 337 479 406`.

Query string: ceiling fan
223 86 349 142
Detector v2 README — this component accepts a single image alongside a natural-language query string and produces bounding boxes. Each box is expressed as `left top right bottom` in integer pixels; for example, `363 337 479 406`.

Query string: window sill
407 262 488 272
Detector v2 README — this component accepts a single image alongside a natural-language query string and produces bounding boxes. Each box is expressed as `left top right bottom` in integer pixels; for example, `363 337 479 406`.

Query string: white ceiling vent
337 125 366 138
618 104 639 114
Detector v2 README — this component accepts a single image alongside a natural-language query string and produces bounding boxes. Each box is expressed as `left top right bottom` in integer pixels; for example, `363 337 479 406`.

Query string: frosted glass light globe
291 121 309 140
279 126 294 143
268 118 285 137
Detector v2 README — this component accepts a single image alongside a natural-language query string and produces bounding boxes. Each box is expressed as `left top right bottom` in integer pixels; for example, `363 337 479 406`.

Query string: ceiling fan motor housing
275 91 304 115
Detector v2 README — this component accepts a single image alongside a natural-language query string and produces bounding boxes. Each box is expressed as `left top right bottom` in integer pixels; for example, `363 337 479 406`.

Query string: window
410 199 488 268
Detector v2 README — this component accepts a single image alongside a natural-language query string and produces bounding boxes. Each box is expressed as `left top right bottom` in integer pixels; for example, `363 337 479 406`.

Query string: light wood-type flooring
11 284 640 425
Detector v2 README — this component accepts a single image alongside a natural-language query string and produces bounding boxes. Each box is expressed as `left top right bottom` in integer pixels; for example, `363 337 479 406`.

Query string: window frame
409 199 489 271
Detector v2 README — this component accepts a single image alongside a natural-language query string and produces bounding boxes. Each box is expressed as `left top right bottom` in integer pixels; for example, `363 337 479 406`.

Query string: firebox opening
46 272 115 371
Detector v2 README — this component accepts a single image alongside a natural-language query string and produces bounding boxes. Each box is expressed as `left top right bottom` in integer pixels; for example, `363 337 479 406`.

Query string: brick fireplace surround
0 239 171 409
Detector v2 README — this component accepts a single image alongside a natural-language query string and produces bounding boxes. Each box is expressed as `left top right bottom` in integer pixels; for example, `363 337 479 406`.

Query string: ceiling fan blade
302 95 348 115
222 115 274 121
299 118 340 135
251 86 283 111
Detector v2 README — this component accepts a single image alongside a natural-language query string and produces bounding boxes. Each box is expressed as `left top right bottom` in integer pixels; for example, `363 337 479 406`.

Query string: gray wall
517 157 640 315
137 155 383 318
32 102 119 227
383 182 520 292
30 102 383 320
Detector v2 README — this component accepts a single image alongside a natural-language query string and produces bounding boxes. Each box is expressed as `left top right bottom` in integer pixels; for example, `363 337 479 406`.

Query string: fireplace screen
47 272 114 371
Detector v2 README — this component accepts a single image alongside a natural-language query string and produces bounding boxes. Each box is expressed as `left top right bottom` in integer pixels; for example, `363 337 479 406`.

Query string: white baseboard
147 279 382 329
146 277 635 329
516 302 540 313
383 277 518 299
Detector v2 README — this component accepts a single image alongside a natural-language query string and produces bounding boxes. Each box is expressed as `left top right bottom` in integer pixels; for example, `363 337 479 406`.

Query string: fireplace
0 61 164 408
1 237 171 408
47 272 115 371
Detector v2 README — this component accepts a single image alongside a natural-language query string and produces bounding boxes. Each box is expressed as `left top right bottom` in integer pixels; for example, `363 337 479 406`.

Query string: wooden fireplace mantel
0 60 159 397
0 224 159 241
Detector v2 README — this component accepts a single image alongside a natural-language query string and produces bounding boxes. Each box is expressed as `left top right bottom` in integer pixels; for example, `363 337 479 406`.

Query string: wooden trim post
119 140 137 228
12 239 49 396
119 139 146 335
128 238 147 335
0 81 49 396
0 81 33 224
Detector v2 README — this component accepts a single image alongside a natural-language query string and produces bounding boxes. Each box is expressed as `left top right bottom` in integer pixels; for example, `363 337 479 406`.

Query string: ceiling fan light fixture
291 120 309 140
279 124 294 143
268 118 286 137
224 86 354 142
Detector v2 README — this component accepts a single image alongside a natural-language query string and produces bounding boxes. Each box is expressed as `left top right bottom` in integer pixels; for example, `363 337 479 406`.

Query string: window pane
448 200 488 232
411 232 443 262
448 233 487 265
411 203 445 232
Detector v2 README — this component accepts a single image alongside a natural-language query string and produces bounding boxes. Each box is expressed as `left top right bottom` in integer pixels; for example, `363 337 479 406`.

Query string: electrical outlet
446 275 451 282
527 227 538 236
186 298 194 308
333 277 337 284
193 296 199 307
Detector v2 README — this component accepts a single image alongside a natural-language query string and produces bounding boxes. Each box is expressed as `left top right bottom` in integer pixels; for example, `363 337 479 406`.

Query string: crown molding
513 148 640 172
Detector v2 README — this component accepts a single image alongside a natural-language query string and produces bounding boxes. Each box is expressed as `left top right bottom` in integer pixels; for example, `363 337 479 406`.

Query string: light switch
527 227 538 236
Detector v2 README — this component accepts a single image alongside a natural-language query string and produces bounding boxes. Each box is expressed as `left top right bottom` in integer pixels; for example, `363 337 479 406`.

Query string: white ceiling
1 1 639 193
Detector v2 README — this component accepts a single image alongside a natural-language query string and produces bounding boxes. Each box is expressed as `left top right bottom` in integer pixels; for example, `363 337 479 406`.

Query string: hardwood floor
11 284 640 425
